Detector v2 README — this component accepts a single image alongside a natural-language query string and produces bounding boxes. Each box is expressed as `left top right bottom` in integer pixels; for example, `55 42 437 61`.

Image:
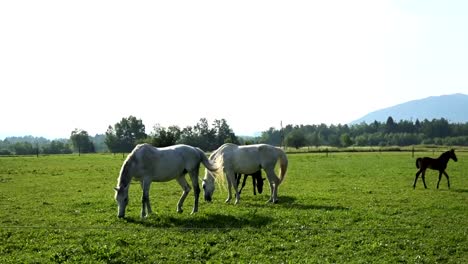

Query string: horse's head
114 185 130 218
202 171 216 202
450 149 458 162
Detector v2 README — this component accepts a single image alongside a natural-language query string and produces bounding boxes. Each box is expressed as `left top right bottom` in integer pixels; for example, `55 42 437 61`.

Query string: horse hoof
177 209 183 214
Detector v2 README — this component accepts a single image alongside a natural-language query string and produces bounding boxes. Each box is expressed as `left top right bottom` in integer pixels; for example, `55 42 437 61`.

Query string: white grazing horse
202 143 288 204
114 143 218 218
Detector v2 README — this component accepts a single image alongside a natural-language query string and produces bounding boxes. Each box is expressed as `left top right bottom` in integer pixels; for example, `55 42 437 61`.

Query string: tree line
0 116 239 155
1 116 468 155
264 117 468 148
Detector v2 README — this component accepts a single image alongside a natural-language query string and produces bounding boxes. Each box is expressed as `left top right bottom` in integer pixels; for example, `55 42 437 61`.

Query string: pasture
0 151 467 263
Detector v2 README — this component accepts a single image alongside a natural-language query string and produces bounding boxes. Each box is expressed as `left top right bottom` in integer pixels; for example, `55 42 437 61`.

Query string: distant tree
70 129 95 154
307 131 320 147
105 116 147 153
105 126 120 153
285 130 306 149
42 140 72 154
340 133 353 147
178 126 197 147
149 124 181 147
385 116 396 133
12 142 35 155
194 118 216 150
91 134 109 153
260 127 282 146
213 119 239 147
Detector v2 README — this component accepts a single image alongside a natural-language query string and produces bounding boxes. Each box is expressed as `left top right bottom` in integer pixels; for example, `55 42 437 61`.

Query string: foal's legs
238 174 248 194
176 175 191 213
444 171 451 189
438 171 450 189
414 169 425 189
252 175 257 195
421 170 428 189
141 179 152 218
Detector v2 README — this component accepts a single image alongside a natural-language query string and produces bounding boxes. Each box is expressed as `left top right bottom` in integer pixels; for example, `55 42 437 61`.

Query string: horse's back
239 144 282 171
418 157 444 171
132 144 203 182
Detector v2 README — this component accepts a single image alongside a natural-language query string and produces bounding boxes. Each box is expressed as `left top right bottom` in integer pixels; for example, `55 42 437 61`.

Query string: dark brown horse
235 170 265 195
413 149 458 189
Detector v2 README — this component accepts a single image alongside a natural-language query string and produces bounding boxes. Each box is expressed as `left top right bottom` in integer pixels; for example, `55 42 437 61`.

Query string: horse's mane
439 149 453 159
117 144 145 187
207 143 238 185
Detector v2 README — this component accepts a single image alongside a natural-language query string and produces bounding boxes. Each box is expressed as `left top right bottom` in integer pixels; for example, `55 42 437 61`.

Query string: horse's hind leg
264 168 279 203
176 176 191 213
188 170 201 214
413 170 421 189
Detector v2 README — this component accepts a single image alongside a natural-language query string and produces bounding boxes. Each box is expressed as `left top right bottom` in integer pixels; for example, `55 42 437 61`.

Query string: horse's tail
416 158 421 169
196 147 220 172
277 148 288 184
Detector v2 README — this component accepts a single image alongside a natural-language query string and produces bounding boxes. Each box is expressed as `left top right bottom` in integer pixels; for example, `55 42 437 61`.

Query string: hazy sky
1 1 467 139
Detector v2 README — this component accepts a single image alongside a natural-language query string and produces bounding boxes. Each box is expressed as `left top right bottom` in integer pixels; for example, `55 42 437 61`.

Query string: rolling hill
351 93 468 124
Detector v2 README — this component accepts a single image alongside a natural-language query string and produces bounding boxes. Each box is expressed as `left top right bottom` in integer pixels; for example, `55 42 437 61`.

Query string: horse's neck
118 168 132 187
118 176 130 188
438 152 450 163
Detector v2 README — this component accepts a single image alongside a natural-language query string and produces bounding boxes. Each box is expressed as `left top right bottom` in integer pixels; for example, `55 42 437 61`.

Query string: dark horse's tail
415 158 421 169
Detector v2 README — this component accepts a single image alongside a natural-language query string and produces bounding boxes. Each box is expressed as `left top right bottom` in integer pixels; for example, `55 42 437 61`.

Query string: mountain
351 93 468 124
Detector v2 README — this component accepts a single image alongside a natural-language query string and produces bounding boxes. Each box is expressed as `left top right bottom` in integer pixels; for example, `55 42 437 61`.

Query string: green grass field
1 151 467 263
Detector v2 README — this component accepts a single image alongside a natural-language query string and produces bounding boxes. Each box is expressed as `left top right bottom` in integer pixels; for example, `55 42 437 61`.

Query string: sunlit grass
0 152 467 262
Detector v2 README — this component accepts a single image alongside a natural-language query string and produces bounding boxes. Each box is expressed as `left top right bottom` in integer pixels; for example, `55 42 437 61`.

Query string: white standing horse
202 143 288 204
114 143 218 218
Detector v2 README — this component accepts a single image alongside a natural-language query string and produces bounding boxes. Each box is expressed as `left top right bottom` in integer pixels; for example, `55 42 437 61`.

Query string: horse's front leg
225 176 232 203
437 171 443 189
421 171 427 189
234 179 240 205
176 176 191 213
141 179 152 218
443 171 450 189
227 171 240 204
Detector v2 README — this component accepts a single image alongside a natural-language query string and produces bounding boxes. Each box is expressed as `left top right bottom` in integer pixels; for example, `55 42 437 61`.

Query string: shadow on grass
246 196 349 211
123 212 273 229
452 188 468 193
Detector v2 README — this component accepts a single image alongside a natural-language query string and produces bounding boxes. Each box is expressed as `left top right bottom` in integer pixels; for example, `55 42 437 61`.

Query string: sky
1 1 467 139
